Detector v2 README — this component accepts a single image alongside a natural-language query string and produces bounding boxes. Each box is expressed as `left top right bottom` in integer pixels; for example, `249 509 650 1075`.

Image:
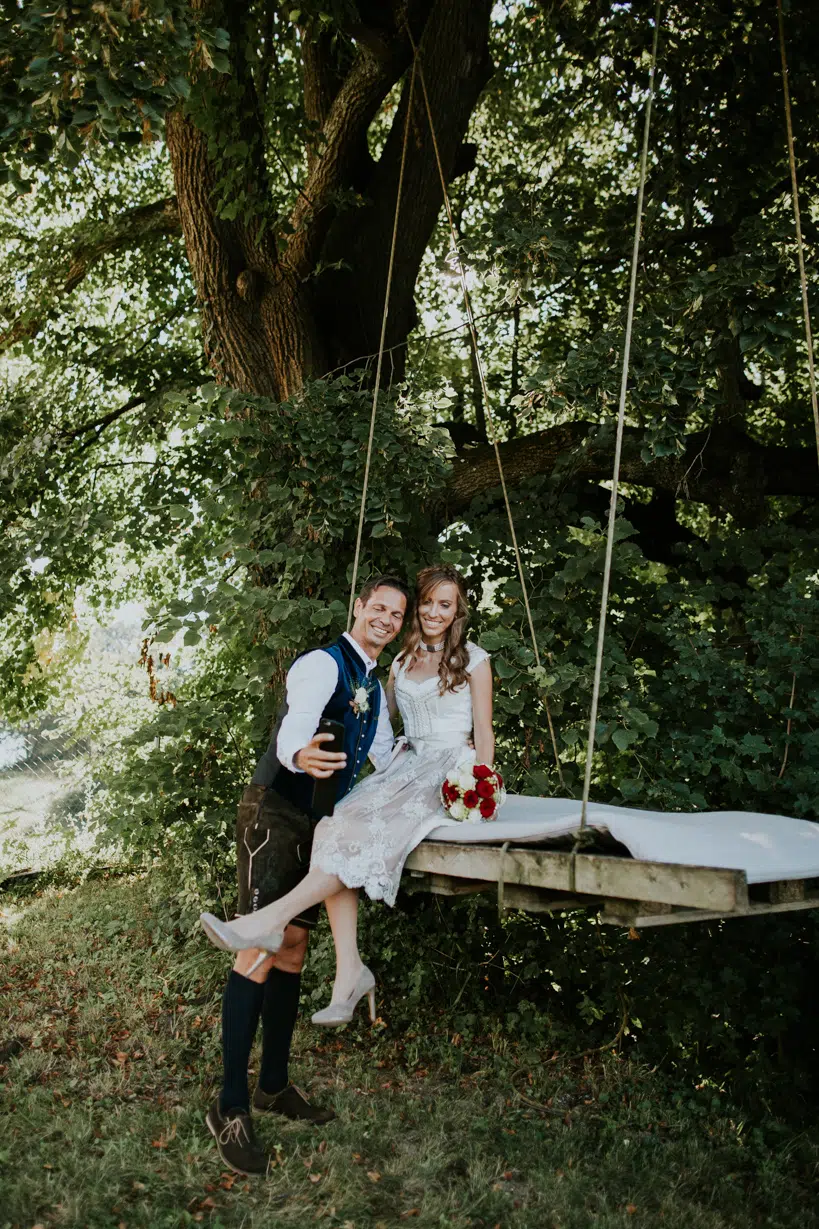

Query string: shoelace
219 1115 251 1147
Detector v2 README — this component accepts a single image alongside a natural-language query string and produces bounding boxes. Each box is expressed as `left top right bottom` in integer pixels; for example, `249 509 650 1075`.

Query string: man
206 575 410 1175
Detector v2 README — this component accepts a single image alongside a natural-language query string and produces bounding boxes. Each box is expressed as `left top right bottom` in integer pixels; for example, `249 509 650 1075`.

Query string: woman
201 565 494 1023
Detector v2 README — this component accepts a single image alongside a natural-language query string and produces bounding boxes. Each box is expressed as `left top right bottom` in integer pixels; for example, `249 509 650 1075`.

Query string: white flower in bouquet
449 800 468 821
467 807 483 823
456 767 475 792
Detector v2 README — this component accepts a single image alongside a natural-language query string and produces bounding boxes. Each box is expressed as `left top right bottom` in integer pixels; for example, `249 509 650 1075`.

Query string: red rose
476 779 494 799
473 764 493 779
444 783 460 803
495 771 504 788
463 789 479 809
479 798 496 818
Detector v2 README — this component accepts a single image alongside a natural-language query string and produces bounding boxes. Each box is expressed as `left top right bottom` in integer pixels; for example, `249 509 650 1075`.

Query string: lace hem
312 814 457 907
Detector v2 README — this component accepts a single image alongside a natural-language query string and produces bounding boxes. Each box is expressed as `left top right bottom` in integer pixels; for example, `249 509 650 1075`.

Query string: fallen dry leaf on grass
367 1170 382 1182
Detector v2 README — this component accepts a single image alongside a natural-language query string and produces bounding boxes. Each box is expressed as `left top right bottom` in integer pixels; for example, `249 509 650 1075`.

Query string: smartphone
310 718 345 821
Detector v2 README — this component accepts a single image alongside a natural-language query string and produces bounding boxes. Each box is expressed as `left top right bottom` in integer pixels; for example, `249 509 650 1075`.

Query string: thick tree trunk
165 1 491 398
165 110 324 399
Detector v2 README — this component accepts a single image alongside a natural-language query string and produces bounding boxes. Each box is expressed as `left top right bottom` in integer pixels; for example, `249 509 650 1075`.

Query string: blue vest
251 635 381 815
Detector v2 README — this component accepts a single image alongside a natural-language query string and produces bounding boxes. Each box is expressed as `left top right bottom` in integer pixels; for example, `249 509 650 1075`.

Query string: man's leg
218 949 276 1114
253 925 336 1124
206 948 274 1176
258 924 307 1096
205 786 280 1175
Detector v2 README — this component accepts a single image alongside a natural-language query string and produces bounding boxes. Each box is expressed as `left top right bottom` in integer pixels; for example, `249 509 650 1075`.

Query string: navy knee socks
259 968 302 1096
219 970 265 1114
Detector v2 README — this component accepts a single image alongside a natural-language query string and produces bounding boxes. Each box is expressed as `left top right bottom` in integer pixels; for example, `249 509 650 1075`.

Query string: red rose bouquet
440 763 506 822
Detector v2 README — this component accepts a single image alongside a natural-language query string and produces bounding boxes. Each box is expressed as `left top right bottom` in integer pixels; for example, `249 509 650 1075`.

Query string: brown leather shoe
205 1101 268 1175
253 1082 336 1124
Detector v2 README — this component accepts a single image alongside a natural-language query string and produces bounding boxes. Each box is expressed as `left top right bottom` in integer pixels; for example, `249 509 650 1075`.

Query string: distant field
0 766 80 876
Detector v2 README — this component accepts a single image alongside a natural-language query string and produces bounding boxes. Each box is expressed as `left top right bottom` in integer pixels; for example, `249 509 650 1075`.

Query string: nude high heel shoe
200 912 284 971
310 966 376 1027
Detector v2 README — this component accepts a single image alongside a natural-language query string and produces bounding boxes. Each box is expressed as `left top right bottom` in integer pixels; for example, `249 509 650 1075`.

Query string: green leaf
612 728 635 752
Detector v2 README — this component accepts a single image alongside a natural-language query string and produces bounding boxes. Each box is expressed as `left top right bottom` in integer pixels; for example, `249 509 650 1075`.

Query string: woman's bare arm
386 655 400 722
469 659 495 765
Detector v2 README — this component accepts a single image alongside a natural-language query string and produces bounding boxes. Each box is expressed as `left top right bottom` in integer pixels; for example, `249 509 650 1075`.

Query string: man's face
351 586 407 655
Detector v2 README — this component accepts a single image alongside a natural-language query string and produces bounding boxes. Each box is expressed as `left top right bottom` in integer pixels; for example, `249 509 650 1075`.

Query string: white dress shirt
276 632 395 774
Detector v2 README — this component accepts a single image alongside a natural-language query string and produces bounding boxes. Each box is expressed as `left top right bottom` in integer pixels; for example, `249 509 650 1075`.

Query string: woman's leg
325 888 364 1002
224 866 345 943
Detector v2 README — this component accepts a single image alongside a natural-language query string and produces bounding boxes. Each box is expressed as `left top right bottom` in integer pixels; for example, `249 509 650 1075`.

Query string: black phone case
310 718 345 821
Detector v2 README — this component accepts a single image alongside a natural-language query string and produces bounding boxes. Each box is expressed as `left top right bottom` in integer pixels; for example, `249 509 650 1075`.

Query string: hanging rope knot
567 825 596 895
571 826 597 855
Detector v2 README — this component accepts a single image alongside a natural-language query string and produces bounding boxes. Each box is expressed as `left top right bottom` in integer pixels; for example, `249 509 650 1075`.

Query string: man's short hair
358 573 411 608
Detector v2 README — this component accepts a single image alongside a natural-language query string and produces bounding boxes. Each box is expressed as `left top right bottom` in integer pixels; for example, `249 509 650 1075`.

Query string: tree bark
313 0 493 379
163 1 491 398
444 421 819 519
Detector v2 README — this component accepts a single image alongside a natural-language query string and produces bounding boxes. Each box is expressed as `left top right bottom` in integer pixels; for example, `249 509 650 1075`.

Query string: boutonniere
350 681 374 717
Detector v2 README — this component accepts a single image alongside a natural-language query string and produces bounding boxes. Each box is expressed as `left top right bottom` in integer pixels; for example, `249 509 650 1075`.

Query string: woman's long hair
401 565 471 694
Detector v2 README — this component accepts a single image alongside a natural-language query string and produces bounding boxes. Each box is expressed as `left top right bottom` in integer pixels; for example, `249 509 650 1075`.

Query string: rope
346 61 417 629
577 4 662 832
776 0 819 471
406 26 566 788
497 840 511 919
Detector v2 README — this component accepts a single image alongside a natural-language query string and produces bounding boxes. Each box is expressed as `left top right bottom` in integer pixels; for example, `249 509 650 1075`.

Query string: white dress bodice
393 642 490 751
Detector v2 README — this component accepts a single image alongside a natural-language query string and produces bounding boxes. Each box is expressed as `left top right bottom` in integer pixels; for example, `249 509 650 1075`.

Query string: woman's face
417 581 460 642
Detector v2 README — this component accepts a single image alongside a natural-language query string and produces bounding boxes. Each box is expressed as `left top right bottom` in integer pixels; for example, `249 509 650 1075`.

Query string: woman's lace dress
310 641 489 905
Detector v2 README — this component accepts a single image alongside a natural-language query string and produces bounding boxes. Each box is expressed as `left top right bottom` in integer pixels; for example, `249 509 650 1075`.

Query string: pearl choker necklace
420 640 444 652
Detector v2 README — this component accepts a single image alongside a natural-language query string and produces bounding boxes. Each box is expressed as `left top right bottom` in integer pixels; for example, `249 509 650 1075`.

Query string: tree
1 1 818 851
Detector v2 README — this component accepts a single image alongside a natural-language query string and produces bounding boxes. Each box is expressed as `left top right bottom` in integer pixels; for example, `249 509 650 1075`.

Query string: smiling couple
202 564 495 1175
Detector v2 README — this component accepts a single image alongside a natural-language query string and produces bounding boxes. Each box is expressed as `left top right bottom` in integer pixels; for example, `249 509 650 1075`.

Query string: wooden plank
404 872 493 898
404 841 748 912
768 879 806 905
501 884 593 914
615 894 819 928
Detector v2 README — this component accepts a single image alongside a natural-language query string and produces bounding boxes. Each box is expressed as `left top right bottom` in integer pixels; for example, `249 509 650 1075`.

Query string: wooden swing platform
403 840 819 928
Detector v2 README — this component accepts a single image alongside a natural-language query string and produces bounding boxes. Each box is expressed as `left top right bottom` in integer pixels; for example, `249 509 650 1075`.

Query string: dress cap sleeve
466 641 490 673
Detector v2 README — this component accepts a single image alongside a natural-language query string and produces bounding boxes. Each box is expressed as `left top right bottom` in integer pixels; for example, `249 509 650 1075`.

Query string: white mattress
424 796 819 885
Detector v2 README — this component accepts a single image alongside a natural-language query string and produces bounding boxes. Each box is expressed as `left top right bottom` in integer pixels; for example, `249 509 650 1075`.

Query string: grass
1 876 818 1229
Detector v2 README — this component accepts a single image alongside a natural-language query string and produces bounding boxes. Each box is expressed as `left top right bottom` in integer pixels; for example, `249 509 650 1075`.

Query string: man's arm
277 651 345 776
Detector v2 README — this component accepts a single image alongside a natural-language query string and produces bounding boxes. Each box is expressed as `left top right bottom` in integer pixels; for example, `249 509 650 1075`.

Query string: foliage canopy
1 0 818 887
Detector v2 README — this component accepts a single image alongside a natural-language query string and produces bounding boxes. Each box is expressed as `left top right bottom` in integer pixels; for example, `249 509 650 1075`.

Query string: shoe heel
248 950 271 977
366 987 376 1023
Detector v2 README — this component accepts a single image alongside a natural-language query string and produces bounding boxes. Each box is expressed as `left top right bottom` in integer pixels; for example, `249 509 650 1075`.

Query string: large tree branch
314 0 493 375
286 42 403 279
444 422 819 521
0 197 181 353
286 2 439 280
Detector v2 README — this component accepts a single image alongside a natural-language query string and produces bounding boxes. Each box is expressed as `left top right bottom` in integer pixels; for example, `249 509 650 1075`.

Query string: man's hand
294 732 347 780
